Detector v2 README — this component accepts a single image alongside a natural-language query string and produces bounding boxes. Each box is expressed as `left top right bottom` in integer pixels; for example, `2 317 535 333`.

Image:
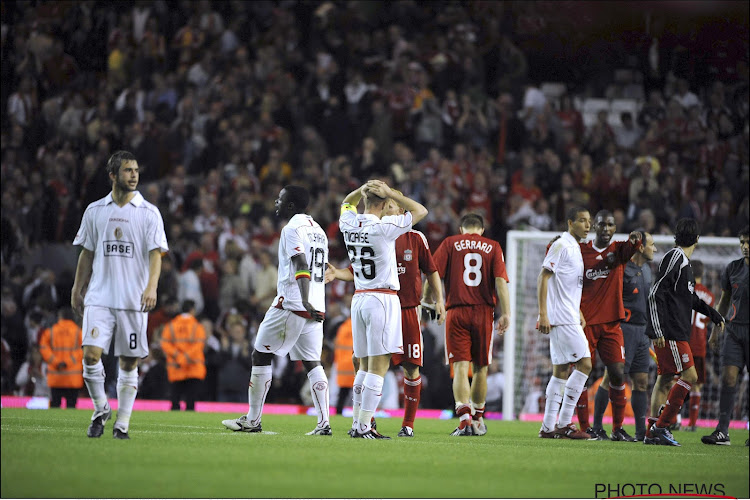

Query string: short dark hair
106 150 136 176
460 213 484 230
739 226 750 239
283 185 309 211
692 259 704 279
674 218 700 247
566 206 589 224
59 307 75 320
594 210 614 222
181 299 196 313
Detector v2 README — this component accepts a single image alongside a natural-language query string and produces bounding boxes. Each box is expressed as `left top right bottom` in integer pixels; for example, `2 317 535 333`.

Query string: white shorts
254 307 323 361
351 292 403 358
82 305 149 358
549 323 591 365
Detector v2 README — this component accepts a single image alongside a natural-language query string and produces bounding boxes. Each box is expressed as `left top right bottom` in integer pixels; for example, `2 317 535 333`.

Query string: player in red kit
579 210 642 441
425 213 510 436
685 260 714 431
326 195 446 437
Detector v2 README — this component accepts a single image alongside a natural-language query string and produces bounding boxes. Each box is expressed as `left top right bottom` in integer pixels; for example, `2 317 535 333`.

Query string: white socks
358 373 384 433
115 367 138 432
83 360 108 413
247 365 273 427
307 365 330 428
558 370 588 427
542 376 565 431
351 370 366 430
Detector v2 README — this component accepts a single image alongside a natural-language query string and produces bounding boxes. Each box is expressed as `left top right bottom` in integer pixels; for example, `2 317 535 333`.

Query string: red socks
656 379 691 428
576 387 590 430
688 392 701 427
402 376 421 429
609 384 627 430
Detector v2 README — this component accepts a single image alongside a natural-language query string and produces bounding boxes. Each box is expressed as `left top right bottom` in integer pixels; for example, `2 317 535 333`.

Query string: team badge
91 327 99 339
682 353 689 363
114 227 123 240
404 249 413 261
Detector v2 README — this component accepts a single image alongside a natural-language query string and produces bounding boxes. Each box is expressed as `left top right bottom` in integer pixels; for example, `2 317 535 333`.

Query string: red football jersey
433 234 509 309
396 230 437 308
581 239 640 325
689 283 715 357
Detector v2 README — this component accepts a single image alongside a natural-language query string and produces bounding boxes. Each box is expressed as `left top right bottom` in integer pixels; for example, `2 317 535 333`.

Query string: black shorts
721 323 749 370
621 322 651 374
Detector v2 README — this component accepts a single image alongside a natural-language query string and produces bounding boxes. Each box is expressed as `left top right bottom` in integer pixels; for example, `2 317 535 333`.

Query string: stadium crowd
1 1 748 408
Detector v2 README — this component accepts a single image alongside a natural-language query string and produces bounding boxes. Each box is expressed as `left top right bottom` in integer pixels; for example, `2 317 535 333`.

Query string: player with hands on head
72 150 168 439
222 185 331 435
339 179 427 438
425 213 510 436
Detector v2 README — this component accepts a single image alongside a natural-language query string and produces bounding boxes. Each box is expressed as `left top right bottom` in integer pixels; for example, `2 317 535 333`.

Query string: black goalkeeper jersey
646 247 724 341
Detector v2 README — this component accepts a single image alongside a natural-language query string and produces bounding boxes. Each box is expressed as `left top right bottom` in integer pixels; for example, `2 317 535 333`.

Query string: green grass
1 408 748 499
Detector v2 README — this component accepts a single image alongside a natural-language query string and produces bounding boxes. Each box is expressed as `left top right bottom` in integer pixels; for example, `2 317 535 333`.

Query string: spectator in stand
638 90 666 130
614 112 643 153
178 259 204 316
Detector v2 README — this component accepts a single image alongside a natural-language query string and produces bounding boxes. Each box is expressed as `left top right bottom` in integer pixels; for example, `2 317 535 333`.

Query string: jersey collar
561 231 579 245
104 191 144 206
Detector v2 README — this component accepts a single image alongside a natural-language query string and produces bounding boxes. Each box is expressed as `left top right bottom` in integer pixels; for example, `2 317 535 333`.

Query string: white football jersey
541 231 583 326
272 213 328 312
73 192 168 310
339 205 413 291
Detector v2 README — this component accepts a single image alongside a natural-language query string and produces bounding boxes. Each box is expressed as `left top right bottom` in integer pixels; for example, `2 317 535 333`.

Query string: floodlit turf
1 408 748 499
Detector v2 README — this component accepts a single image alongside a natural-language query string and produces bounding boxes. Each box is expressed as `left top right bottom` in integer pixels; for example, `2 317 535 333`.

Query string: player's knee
608 365 624 385
252 350 273 366
722 372 738 387
83 352 100 365
632 373 648 392
682 371 698 386
302 360 321 372
120 357 138 371
577 357 592 375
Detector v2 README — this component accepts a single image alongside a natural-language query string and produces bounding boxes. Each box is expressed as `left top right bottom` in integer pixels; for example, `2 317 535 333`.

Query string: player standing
222 186 331 435
702 226 749 446
71 150 168 439
578 211 643 441
339 180 427 438
537 206 593 439
685 260 714 431
425 213 510 436
326 195 445 437
645 218 724 446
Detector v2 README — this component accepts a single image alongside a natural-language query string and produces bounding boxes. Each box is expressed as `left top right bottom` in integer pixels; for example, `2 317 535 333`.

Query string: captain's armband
341 203 356 215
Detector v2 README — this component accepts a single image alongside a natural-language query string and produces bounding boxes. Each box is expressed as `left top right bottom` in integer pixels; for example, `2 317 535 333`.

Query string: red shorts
391 307 423 367
444 305 494 367
584 321 625 366
693 356 705 384
655 340 694 375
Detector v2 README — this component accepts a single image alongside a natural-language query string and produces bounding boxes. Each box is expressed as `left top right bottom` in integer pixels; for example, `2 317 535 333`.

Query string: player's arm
366 180 428 224
647 253 680 348
580 309 586 329
342 184 368 208
426 271 446 325
142 248 162 312
709 289 731 352
71 248 94 317
537 268 553 334
495 277 510 333
292 253 323 322
616 231 644 264
692 292 725 333
324 263 354 284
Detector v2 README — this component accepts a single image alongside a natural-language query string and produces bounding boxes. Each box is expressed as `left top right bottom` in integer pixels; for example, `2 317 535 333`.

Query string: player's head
362 187 388 212
107 150 138 192
58 306 75 321
566 206 591 240
674 218 700 248
181 299 196 314
593 210 615 246
739 226 749 260
638 232 656 262
381 189 404 217
692 259 704 280
275 185 309 218
459 213 485 235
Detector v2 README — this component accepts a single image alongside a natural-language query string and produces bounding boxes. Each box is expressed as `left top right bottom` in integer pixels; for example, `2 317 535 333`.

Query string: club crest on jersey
682 353 689 363
91 327 99 339
687 281 695 293
114 227 123 240
404 249 413 261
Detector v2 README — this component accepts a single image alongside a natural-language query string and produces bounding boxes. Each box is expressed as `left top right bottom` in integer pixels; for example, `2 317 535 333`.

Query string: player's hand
629 231 643 244
496 313 510 334
71 290 84 317
708 331 720 353
537 314 551 334
716 321 725 334
141 285 157 312
435 301 446 325
653 337 665 349
324 263 337 284
302 300 324 322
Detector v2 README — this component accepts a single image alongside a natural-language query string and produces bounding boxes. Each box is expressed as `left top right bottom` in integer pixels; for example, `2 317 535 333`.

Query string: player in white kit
71 151 168 439
537 206 593 439
340 180 427 438
222 186 332 435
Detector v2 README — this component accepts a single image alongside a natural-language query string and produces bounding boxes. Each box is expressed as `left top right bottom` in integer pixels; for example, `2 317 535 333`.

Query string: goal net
503 231 746 426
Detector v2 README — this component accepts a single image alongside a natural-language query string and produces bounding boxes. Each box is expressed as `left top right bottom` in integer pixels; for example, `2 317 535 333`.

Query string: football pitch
1 408 748 499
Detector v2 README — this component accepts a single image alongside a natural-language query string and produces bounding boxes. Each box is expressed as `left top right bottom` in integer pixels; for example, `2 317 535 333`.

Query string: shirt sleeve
415 232 437 275
647 250 680 338
542 240 564 273
493 245 509 282
379 212 413 240
433 241 448 278
147 207 169 253
720 264 731 292
283 226 305 260
72 207 95 251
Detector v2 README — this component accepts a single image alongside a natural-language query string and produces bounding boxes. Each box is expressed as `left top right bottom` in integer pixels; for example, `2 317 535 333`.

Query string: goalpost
503 230 744 423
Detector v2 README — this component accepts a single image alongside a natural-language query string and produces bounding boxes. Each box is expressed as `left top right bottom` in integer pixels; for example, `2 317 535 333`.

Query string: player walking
340 180 427 439
702 226 749 446
645 218 724 446
72 150 168 439
685 260 714 431
222 186 331 435
578 211 642 441
537 206 593 439
426 213 510 436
